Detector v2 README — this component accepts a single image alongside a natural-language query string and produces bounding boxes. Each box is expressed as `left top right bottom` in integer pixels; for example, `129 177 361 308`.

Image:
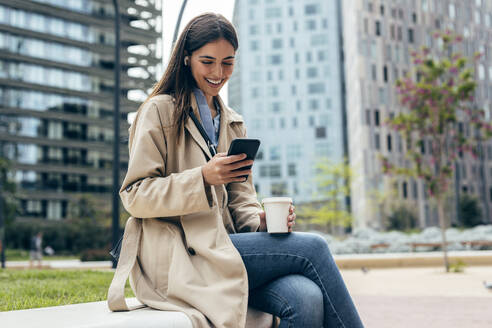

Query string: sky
161 0 236 104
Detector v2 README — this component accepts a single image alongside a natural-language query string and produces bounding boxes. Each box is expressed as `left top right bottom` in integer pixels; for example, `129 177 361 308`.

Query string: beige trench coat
108 94 269 328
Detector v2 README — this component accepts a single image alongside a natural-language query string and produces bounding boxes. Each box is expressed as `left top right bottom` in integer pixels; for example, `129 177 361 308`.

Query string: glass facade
0 1 161 220
230 0 346 203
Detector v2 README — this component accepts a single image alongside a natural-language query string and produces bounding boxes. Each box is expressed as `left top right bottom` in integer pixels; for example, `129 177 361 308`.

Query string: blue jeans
229 232 364 328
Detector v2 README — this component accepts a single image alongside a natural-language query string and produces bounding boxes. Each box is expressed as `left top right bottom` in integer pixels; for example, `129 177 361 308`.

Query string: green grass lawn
0 269 134 311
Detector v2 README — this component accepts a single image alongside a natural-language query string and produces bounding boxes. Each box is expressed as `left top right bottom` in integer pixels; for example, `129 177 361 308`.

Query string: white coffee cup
261 197 292 233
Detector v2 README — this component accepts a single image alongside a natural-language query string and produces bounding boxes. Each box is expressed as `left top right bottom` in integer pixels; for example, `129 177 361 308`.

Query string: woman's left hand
258 204 296 232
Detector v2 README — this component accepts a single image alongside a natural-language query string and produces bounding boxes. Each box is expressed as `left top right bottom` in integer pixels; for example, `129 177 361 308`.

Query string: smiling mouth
205 78 224 86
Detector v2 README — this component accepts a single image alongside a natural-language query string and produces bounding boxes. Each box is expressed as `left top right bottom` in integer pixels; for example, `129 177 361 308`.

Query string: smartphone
227 138 261 181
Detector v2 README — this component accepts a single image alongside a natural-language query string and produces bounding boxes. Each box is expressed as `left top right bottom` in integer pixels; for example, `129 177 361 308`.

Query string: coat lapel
185 94 213 160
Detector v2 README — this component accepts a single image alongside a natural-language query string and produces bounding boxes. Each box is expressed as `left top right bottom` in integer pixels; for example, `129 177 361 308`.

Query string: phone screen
227 138 261 180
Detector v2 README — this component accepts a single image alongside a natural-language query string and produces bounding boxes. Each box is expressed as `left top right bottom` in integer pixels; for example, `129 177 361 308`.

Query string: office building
343 0 492 229
230 0 347 204
0 0 161 219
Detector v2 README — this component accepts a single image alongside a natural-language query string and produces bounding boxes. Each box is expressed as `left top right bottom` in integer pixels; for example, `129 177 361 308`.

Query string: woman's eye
201 61 213 65
223 62 233 66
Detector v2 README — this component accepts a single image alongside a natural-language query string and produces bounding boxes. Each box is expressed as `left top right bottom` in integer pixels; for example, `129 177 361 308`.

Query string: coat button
187 247 196 256
125 185 132 192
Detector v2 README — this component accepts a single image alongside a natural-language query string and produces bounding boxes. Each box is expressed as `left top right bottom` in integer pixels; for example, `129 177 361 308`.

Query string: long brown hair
141 12 238 140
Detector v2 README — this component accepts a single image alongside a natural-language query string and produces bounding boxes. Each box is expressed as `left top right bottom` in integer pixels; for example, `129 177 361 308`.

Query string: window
267 86 278 97
306 51 312 62
305 4 319 15
412 13 417 23
269 55 282 65
270 102 282 112
292 117 298 128
269 165 281 177
380 4 384 15
288 163 296 176
375 133 380 150
309 116 315 126
265 7 281 18
307 67 318 78
287 144 301 158
315 143 331 157
315 127 326 138
366 109 371 125
408 28 414 43
375 21 381 36
326 98 332 109
271 182 287 196
371 64 377 81
306 20 316 30
260 165 268 177
402 182 408 199
308 83 325 94
374 110 380 126
270 146 281 160
309 99 319 110
383 65 388 82
387 134 392 151
250 40 259 51
249 25 259 35
317 50 326 61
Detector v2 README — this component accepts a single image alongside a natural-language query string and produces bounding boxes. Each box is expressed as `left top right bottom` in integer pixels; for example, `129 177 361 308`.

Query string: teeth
206 78 222 85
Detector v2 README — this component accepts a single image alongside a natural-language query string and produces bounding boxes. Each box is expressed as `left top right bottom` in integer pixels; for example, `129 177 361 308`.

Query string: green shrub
5 219 116 254
80 249 113 262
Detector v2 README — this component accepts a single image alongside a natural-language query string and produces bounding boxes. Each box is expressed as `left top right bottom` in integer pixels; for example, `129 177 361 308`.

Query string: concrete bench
2 298 278 328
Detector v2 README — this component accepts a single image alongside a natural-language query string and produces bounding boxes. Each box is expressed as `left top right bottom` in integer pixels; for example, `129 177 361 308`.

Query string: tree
0 157 18 267
381 31 492 272
0 157 17 225
298 158 352 234
457 194 482 228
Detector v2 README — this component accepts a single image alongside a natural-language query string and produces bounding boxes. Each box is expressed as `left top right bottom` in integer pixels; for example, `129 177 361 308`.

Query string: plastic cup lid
261 197 293 204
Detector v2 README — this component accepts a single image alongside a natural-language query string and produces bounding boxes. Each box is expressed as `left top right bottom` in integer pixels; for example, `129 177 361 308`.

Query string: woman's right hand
201 152 254 186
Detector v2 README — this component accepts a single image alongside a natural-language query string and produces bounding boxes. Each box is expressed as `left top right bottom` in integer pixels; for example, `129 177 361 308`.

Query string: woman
108 13 363 328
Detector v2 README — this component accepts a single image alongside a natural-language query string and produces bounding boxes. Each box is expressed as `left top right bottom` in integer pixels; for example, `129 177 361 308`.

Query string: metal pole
112 0 121 269
171 0 188 53
0 172 4 269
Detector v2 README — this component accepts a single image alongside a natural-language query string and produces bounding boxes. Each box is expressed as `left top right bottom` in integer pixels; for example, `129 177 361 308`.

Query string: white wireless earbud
184 56 189 66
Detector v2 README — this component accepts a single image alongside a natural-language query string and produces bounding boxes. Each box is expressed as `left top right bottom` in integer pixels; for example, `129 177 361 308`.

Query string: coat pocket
154 224 178 296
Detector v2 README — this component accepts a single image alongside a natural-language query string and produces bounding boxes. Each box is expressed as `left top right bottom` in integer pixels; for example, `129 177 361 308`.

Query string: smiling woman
108 12 363 328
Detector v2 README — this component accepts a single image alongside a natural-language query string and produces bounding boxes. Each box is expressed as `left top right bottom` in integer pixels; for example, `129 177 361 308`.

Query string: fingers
227 159 254 171
221 153 247 164
224 168 252 179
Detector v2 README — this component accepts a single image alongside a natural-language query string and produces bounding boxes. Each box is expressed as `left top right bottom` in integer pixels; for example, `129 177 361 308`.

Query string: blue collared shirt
193 88 220 147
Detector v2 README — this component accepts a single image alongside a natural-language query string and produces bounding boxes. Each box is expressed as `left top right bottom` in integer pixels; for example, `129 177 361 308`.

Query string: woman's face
189 38 235 98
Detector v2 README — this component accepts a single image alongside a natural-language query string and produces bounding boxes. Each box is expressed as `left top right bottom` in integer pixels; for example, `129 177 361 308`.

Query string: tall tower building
0 0 161 220
230 0 346 204
343 0 492 229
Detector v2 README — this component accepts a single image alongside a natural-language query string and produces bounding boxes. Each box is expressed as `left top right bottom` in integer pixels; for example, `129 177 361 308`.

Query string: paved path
342 266 492 327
